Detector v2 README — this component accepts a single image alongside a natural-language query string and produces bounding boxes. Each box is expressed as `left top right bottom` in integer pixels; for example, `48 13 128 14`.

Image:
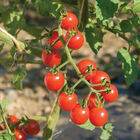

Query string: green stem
57 59 70 70
0 105 14 136
71 78 83 90
42 91 61 140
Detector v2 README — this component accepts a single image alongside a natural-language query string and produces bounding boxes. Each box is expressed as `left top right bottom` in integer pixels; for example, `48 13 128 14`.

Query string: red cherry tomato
61 12 78 30
23 120 40 136
15 130 27 140
4 115 19 130
58 91 77 111
47 31 63 49
89 107 108 126
44 71 64 91
70 104 89 125
0 126 3 130
77 59 96 80
41 49 61 67
65 30 84 50
102 84 118 103
9 115 19 129
90 71 111 90
85 93 102 110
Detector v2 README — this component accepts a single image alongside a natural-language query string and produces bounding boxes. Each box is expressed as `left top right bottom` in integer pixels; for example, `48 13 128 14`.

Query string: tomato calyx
101 78 111 89
49 67 59 75
85 65 96 77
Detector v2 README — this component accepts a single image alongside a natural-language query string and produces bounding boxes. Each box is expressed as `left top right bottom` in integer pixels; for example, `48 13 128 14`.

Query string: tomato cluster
42 11 118 128
0 115 40 140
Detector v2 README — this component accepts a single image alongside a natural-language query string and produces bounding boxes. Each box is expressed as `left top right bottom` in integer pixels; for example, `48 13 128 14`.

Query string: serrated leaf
96 0 119 20
117 47 139 86
100 130 110 140
76 119 95 131
85 23 104 54
0 99 10 110
133 0 140 13
0 44 4 52
104 123 114 132
13 65 27 90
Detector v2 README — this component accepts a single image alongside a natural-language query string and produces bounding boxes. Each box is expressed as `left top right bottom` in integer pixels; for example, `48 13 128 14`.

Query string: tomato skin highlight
90 71 111 90
58 91 77 111
47 31 63 49
70 104 89 125
61 12 78 30
77 59 96 80
89 107 108 127
41 49 61 67
15 130 27 140
23 120 40 136
44 71 64 91
102 84 118 103
65 30 84 50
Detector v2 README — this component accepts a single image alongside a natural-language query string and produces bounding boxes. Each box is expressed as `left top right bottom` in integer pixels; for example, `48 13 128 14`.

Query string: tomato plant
15 130 27 140
70 104 89 125
0 0 140 140
102 84 118 103
44 71 64 91
23 120 40 136
42 49 61 67
58 91 77 111
77 59 96 80
47 31 63 49
90 71 111 90
89 107 108 127
65 30 84 50
61 12 78 30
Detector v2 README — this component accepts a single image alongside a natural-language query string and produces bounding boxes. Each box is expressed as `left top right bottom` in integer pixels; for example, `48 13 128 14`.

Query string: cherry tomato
58 91 77 111
9 115 19 129
4 115 19 130
15 130 27 140
90 71 111 90
0 126 3 130
41 49 61 67
44 71 64 91
61 12 78 30
70 104 89 125
89 107 108 126
47 31 63 49
85 93 102 110
77 59 96 80
23 120 40 136
102 84 118 103
65 30 84 50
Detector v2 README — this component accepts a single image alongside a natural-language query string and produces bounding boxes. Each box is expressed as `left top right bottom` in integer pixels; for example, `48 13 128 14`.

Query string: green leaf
85 23 104 54
0 134 15 140
133 0 140 13
34 0 62 18
119 20 132 33
0 99 10 110
0 44 4 52
100 130 110 140
76 119 95 130
104 123 114 132
13 65 27 90
117 47 139 86
96 0 119 20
